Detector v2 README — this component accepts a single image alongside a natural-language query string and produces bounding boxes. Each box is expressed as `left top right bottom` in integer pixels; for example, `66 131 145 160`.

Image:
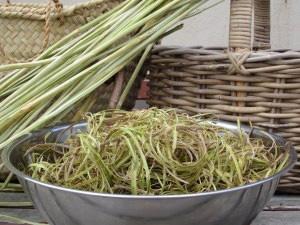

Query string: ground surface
0 193 299 225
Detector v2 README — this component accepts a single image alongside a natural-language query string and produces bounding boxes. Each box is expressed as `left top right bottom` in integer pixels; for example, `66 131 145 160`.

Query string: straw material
148 0 300 193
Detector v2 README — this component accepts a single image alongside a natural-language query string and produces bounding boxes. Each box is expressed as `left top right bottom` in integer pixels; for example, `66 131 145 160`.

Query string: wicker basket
148 0 300 193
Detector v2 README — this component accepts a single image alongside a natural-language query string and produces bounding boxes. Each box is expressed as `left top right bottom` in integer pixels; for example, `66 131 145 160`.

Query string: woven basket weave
148 0 300 193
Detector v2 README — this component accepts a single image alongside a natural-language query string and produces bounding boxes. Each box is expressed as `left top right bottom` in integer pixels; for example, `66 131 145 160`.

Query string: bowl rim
2 121 297 199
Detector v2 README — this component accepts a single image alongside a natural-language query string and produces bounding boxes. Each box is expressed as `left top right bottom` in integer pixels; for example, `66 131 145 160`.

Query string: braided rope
42 0 53 51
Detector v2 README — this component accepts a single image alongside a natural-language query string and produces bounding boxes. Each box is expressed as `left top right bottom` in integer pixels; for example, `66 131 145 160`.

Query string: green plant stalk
117 44 153 109
0 215 44 225
0 183 22 188
0 202 33 208
0 58 54 73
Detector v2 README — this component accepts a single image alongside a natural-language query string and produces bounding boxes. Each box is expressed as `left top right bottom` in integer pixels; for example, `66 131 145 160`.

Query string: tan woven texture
148 0 300 193
0 0 122 63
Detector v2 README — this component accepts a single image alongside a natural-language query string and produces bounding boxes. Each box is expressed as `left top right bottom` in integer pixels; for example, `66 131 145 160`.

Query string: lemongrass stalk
56 1 146 57
0 62 130 147
0 202 33 208
0 54 81 116
19 38 144 112
0 183 22 188
0 31 150 137
185 0 222 18
81 0 165 55
42 0 140 56
11 103 49 137
0 215 44 225
0 65 43 93
2 68 127 145
117 44 153 109
3 32 148 125
0 172 13 190
33 0 140 60
41 73 98 122
0 58 54 73
0 57 101 124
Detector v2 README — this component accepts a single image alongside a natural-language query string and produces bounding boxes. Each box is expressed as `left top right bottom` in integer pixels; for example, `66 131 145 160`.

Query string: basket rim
151 45 300 60
0 0 123 20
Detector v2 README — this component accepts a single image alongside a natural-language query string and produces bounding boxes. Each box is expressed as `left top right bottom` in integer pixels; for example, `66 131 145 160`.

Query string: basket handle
5 0 64 20
253 0 271 49
229 0 270 51
228 0 270 108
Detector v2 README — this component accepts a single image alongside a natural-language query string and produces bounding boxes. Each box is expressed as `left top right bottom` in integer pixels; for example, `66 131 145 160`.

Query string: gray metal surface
3 194 300 225
2 122 297 225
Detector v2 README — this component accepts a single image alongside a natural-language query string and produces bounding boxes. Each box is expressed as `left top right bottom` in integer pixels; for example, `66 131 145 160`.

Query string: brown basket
148 0 300 193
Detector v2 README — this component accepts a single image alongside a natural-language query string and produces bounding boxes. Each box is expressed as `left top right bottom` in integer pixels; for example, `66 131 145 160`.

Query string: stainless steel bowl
2 122 297 225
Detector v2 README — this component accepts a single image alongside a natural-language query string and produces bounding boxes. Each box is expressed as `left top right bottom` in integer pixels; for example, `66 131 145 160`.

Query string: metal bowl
2 121 297 225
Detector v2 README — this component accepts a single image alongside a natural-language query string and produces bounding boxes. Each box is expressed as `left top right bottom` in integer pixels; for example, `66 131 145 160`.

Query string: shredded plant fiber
26 108 288 195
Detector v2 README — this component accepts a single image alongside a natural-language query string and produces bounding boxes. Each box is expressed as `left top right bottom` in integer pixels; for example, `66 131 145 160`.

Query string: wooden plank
0 208 43 223
0 193 33 209
269 195 300 204
0 193 30 202
266 195 300 211
252 211 300 225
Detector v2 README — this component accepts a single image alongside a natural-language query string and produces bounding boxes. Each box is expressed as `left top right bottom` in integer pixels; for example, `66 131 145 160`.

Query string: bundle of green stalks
0 0 218 149
26 108 289 195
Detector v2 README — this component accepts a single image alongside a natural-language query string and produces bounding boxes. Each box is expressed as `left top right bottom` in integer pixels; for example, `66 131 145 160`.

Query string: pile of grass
26 108 289 195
